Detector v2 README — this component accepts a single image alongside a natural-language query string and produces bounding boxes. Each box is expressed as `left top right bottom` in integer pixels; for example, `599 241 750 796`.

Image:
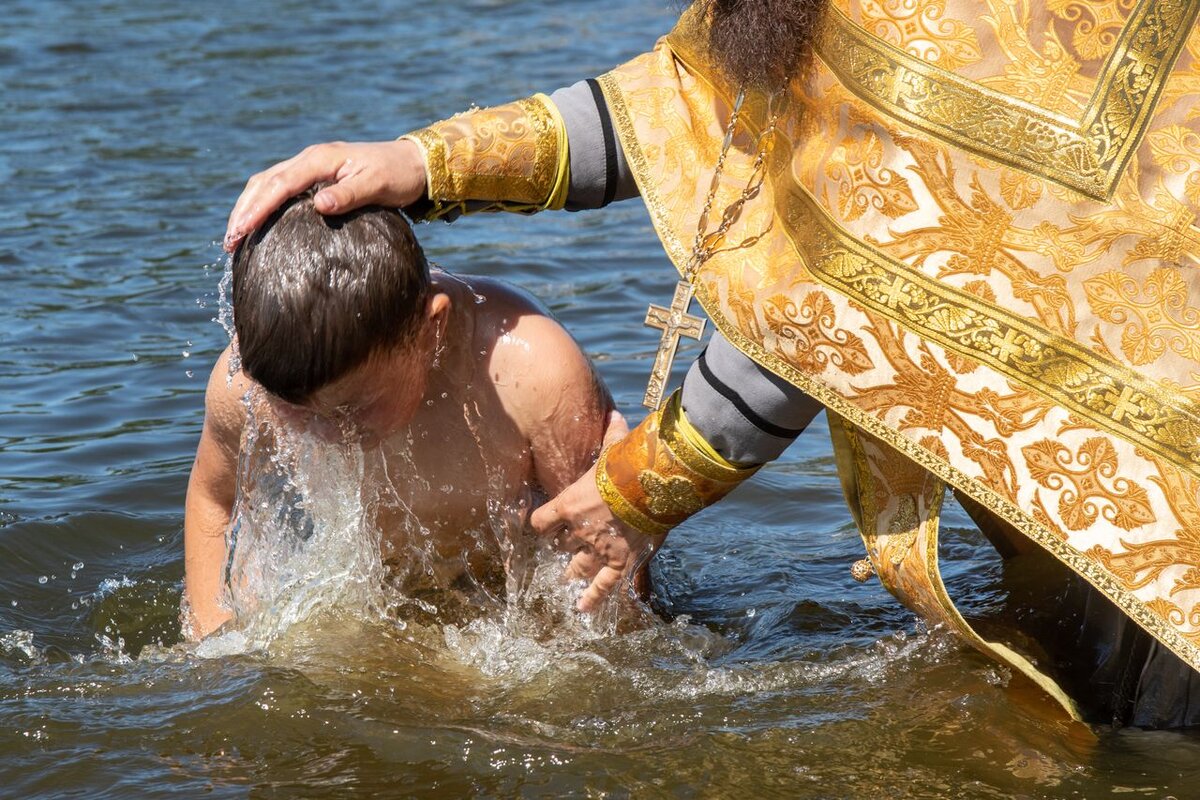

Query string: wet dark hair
231 187 430 404
696 0 826 89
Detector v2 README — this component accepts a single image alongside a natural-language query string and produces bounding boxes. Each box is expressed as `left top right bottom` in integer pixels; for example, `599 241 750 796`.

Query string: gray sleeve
680 333 823 466
548 80 639 210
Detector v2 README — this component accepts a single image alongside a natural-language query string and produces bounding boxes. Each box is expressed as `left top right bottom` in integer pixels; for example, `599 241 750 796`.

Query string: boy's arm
497 308 613 499
183 348 249 640
496 303 660 604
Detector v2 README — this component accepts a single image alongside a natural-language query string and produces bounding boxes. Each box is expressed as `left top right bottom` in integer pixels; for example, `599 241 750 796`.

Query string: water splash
197 383 626 666
206 406 382 653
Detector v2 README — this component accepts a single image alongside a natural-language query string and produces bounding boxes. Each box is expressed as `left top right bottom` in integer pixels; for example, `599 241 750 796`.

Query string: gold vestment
407 0 1200 714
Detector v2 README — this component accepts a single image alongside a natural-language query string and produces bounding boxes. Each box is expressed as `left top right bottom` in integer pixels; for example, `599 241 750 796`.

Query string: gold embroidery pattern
977 0 1091 118
403 95 566 219
815 0 1200 200
596 391 759 535
762 291 874 377
777 180 1200 478
874 134 1077 335
849 313 1055 501
824 127 919 221
1048 0 1138 61
639 470 704 517
1089 454 1200 594
595 448 671 537
1022 437 1156 531
859 0 983 70
1085 268 1200 366
1051 160 1200 270
596 28 1200 673
1149 124 1200 210
1160 25 1200 112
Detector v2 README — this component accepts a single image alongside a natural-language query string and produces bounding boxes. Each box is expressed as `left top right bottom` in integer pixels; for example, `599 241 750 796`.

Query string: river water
3 1 1199 797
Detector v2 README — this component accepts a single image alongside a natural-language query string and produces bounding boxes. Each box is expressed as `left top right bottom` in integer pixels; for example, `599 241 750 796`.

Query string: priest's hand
530 412 665 612
224 139 427 252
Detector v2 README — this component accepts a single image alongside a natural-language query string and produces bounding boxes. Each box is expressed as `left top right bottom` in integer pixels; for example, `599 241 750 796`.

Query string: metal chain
683 89 783 283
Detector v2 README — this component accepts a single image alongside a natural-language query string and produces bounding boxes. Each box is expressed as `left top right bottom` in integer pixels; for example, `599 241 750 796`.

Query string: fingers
577 566 624 612
313 175 362 215
224 144 346 251
529 501 565 538
565 549 600 582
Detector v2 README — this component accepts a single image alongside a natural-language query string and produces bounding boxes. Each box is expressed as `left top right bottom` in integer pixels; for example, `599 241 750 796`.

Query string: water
3 1 1200 796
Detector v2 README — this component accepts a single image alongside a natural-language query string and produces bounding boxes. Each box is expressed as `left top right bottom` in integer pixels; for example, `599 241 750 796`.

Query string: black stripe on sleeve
695 349 807 439
586 78 619 207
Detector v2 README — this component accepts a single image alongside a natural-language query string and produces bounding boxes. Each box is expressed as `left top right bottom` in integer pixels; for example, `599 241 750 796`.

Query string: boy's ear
425 291 451 322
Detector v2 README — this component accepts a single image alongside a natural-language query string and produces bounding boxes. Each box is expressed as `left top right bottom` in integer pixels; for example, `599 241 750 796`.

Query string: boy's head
232 187 440 435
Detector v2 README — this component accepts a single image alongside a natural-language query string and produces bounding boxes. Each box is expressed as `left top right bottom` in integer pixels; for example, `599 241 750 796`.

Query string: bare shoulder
202 345 253 456
459 275 608 425
452 274 611 493
465 277 587 379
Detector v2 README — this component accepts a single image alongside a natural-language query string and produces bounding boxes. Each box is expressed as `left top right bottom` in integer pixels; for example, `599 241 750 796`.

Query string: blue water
3 1 1200 796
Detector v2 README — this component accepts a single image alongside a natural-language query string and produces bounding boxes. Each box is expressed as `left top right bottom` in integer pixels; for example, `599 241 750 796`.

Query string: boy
183 188 615 639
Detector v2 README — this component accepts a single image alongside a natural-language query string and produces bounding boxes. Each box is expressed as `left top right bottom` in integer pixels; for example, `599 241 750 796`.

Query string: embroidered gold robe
592 0 1200 711
407 0 1200 715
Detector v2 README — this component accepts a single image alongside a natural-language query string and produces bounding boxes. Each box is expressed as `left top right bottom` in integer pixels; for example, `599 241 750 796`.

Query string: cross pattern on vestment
877 275 914 310
990 328 1026 365
643 280 707 410
1104 385 1143 423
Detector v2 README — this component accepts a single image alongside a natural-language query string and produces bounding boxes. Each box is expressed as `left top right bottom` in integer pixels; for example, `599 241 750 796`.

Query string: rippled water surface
4 1 1200 797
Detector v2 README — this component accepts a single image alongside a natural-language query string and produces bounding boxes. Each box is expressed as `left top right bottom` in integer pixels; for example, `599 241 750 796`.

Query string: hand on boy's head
224 139 427 252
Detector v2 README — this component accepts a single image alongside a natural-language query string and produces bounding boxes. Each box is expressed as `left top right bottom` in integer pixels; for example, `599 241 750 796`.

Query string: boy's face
269 342 432 447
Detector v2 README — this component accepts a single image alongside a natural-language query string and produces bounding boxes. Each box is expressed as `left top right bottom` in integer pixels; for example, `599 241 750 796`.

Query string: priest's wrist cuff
400 94 570 221
596 390 761 536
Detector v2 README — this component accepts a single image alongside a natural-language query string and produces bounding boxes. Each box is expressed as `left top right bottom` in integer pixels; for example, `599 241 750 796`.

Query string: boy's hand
530 412 665 612
224 139 427 252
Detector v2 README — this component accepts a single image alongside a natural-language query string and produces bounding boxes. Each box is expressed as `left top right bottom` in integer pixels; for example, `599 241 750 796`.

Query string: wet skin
183 273 613 639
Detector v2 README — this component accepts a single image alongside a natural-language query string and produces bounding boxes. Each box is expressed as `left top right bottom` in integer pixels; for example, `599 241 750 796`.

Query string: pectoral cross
643 280 707 410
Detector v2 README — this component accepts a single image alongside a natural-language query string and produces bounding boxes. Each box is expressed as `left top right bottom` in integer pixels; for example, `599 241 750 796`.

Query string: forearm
597 335 823 535
182 486 233 641
401 79 638 221
680 333 823 466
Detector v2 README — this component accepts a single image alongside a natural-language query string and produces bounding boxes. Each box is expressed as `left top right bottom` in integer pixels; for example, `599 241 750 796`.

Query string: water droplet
185 370 194 378
440 392 448 399
37 576 47 585
746 607 757 618
72 562 84 571
182 350 190 358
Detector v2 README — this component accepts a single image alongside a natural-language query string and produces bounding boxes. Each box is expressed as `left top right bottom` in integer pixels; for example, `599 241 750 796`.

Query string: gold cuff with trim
400 94 569 221
596 390 760 536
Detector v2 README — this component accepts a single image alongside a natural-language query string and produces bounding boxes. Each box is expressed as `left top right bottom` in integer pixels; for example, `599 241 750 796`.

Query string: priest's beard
699 0 826 89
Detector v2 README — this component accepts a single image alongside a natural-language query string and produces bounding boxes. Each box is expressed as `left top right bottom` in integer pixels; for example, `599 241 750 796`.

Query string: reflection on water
5 0 1200 796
